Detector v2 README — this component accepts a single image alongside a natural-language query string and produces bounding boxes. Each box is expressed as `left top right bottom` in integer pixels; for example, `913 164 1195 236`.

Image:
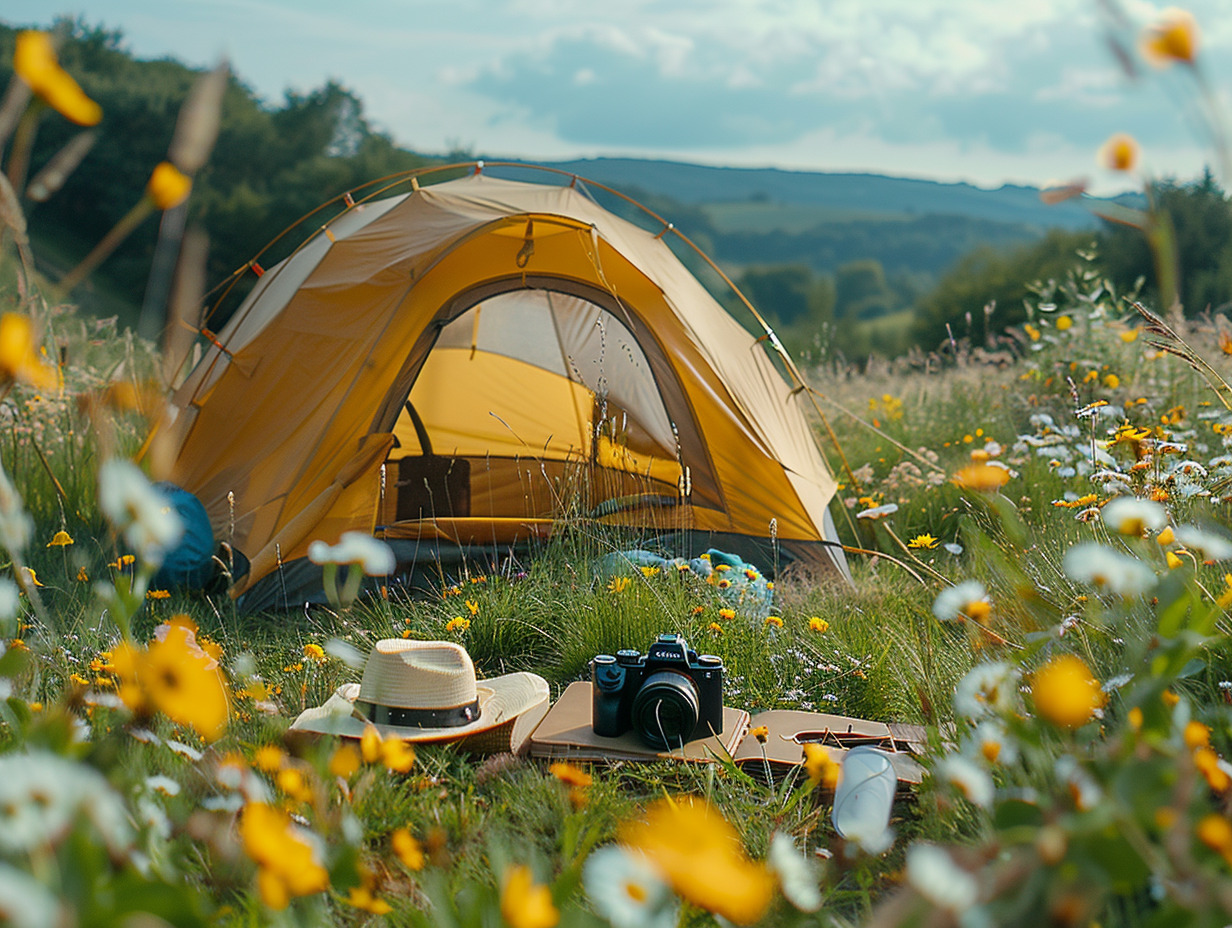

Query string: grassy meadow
8 9 1232 928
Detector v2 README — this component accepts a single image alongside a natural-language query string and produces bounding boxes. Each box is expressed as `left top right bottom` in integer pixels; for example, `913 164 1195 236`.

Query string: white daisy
0 861 60 928
1062 543 1156 596
932 580 988 622
1099 496 1166 536
962 720 1018 766
906 843 979 914
583 846 675 928
0 463 32 554
1173 525 1232 561
938 755 994 809
307 531 395 575
97 459 183 566
953 662 1020 719
768 832 822 912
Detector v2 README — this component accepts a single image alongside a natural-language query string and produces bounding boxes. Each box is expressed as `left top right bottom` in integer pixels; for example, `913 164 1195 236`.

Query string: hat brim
290 672 550 744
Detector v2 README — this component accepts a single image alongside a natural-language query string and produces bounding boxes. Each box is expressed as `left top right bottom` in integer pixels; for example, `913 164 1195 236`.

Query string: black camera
590 633 724 749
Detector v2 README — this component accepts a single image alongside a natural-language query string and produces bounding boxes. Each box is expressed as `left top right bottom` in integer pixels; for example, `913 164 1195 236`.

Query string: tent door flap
384 456 471 523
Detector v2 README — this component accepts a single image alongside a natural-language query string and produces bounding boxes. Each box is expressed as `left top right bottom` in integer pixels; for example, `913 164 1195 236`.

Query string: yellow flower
381 736 417 773
1157 526 1176 546
908 533 939 549
302 642 326 663
445 616 471 633
253 744 285 772
500 865 559 928
608 576 631 593
46 530 74 547
1031 655 1102 730
329 743 361 779
1128 706 1143 731
13 31 102 126
145 161 193 210
718 607 736 620
1142 8 1199 67
361 725 383 763
1195 747 1231 792
764 615 783 628
1024 323 1041 341
347 884 392 915
465 599 480 615
1099 133 1139 172
1122 328 1140 343
1166 551 1183 569
1104 373 1120 389
240 802 330 909
392 828 425 870
1055 315 1073 331
76 567 89 582
1185 721 1211 749
20 567 42 587
953 463 1011 492
112 624 229 741
620 797 774 925
809 616 830 633
639 565 660 578
1198 815 1232 866
276 767 313 804
750 725 769 744
0 314 58 390
707 622 723 633
549 762 593 788
146 589 170 600
802 743 841 789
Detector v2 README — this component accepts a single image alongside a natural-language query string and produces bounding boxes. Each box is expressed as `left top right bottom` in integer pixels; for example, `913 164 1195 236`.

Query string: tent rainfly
166 166 851 610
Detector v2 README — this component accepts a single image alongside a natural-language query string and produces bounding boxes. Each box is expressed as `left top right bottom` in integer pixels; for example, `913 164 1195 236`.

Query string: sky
6 0 1232 194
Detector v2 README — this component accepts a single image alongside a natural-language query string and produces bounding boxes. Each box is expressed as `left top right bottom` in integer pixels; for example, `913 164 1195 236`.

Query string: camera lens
632 671 700 750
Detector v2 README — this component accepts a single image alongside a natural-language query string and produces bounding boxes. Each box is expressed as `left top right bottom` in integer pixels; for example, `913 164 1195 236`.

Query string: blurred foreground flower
620 797 774 924
0 313 58 391
953 462 1011 491
112 621 229 741
584 846 675 928
933 580 991 624
240 802 329 910
97 459 183 566
144 161 192 210
1141 7 1199 67
1099 132 1140 172
13 30 102 126
1101 496 1166 536
501 864 559 928
1031 654 1102 729
1063 542 1156 596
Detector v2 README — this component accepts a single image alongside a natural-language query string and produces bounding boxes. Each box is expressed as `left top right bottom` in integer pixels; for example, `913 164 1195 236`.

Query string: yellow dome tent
167 164 850 609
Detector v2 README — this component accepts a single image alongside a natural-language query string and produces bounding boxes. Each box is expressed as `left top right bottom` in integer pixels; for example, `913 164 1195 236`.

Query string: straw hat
291 639 550 753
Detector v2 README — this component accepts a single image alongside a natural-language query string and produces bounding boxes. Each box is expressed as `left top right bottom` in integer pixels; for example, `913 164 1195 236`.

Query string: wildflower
764 615 783 628
768 832 821 912
445 616 470 633
145 162 192 210
0 751 131 855
608 576 631 593
146 589 170 600
1105 373 1120 389
1063 542 1156 596
1142 7 1199 67
97 459 183 566
329 743 360 779
905 844 979 916
500 865 559 928
1158 526 1176 546
112 622 229 741
307 531 395 575
1197 815 1232 866
967 719 1017 765
1097 132 1140 172
1024 323 1041 341
239 802 329 910
1056 315 1073 331
1101 496 1167 536
253 744 284 773
1194 747 1231 792
275 767 313 804
13 31 102 125
465 598 479 615
18 567 41 588
953 463 1010 491
1185 720 1211 749
707 622 723 633
1122 328 1140 343
750 725 769 744
392 828 425 870
809 616 829 633
620 797 774 925
381 738 417 773
76 567 88 582
1173 525 1232 561
639 565 660 578
856 503 898 520
45 530 73 547
347 881 392 916
932 580 991 624
954 662 1020 719
0 463 33 553
549 762 593 788
584 846 675 928
802 743 841 789
1032 655 1102 729
938 755 994 808
908 533 939 549
718 607 736 620
303 642 326 663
